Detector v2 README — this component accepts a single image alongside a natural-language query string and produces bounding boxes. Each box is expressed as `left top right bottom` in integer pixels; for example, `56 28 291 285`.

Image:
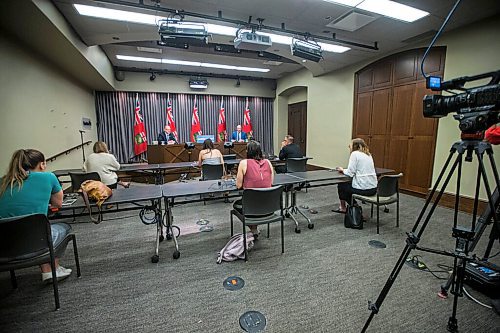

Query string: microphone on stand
79 130 86 133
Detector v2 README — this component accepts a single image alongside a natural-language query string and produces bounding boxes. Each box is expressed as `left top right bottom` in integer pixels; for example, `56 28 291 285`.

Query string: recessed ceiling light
116 55 270 73
357 0 429 22
74 4 350 53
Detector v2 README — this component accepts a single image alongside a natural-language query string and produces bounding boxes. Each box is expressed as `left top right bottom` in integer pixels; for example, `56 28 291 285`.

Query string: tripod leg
362 149 462 333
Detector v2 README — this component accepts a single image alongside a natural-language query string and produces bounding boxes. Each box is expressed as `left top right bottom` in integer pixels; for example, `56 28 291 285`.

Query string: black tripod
439 187 500 298
362 139 500 333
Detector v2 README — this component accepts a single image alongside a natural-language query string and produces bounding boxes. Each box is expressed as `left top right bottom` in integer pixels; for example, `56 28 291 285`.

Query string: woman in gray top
198 139 225 166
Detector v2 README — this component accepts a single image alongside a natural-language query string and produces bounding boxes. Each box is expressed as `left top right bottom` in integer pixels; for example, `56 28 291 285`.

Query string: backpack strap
80 190 103 224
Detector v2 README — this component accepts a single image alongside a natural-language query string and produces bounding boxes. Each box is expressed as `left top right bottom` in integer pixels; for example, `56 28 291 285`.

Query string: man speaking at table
231 125 248 142
276 135 303 173
157 125 178 145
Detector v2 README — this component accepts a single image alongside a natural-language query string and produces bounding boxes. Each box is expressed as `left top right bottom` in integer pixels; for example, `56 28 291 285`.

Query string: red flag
242 97 253 139
133 94 147 155
166 94 179 142
217 100 227 142
190 96 202 142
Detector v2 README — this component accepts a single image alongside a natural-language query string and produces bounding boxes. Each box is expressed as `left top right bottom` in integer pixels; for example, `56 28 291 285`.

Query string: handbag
79 180 112 224
344 204 363 229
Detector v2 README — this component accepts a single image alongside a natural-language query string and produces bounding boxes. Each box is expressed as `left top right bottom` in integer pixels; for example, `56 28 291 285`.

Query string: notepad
62 198 77 206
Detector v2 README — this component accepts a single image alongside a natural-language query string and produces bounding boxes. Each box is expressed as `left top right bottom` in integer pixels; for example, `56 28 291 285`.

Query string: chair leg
243 221 248 261
267 223 270 238
72 235 82 277
396 200 400 228
230 212 234 236
50 258 60 310
371 204 374 218
10 270 17 289
376 205 380 235
281 218 284 254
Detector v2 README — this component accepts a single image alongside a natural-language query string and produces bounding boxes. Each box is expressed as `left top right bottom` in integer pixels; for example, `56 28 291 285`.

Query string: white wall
276 15 500 199
0 34 98 173
114 71 276 98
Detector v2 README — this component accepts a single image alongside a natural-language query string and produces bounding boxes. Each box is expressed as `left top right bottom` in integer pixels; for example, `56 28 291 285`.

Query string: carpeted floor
1 185 499 332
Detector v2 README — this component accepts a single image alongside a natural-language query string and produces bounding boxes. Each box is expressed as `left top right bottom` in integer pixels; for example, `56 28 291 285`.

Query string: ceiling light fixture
116 55 270 73
74 4 350 53
321 0 429 23
291 38 323 62
356 0 429 23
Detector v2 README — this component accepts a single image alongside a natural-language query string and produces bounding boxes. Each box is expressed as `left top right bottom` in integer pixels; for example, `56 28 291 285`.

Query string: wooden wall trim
426 190 487 214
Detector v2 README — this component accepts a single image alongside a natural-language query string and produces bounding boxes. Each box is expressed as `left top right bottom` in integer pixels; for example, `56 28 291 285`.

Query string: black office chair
286 157 309 172
69 172 100 192
201 163 224 181
0 214 81 310
352 173 403 234
223 154 237 160
230 186 284 261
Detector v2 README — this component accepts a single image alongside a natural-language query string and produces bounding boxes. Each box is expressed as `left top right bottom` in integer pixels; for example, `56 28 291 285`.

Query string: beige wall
0 34 98 173
288 88 307 104
276 15 500 199
115 71 276 98
432 17 500 199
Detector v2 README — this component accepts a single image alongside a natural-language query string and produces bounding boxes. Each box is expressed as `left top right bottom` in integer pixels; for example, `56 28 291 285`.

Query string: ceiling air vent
326 10 376 32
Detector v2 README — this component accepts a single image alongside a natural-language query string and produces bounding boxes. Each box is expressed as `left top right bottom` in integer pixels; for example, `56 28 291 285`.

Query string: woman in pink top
235 141 274 236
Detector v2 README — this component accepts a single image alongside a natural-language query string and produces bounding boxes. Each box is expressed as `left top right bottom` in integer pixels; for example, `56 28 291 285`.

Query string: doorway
288 101 307 155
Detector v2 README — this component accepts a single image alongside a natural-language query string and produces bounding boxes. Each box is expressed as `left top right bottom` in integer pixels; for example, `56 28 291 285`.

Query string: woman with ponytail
0 149 73 283
334 138 378 214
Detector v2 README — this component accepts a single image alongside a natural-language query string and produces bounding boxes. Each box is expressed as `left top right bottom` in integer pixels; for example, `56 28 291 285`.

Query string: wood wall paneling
394 52 417 84
357 68 374 92
355 92 373 135
353 47 445 195
373 61 393 88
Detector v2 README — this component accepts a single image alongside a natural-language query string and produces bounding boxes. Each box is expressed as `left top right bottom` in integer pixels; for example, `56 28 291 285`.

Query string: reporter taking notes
157 125 178 145
335 138 377 214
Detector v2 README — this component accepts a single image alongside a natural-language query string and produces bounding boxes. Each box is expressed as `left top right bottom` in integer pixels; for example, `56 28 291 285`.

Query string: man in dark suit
230 125 248 142
276 135 303 173
157 125 178 144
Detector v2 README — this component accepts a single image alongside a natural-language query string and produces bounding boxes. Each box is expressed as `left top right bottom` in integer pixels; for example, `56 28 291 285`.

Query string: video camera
423 70 500 134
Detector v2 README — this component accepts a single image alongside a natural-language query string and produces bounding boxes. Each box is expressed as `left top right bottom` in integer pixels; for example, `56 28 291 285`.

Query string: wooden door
405 81 439 193
288 102 307 155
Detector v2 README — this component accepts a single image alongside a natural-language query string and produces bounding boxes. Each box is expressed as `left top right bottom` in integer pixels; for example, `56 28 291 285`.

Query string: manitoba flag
242 97 253 139
190 96 202 142
133 93 147 156
217 100 227 142
166 94 179 143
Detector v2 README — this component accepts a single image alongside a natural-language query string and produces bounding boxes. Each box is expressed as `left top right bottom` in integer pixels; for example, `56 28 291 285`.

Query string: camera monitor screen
427 76 442 91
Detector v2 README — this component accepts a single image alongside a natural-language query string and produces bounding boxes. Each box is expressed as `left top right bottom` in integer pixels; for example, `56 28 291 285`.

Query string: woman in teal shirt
0 149 72 283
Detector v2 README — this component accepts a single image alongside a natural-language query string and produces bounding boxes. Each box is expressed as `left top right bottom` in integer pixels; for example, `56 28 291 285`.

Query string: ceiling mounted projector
234 32 272 51
291 38 322 62
158 20 209 44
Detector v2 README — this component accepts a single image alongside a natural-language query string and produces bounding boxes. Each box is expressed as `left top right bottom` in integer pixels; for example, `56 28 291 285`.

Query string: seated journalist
0 149 73 283
276 135 303 173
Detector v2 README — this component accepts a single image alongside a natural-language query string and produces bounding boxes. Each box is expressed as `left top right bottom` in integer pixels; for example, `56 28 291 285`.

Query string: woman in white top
83 141 129 189
335 138 377 213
